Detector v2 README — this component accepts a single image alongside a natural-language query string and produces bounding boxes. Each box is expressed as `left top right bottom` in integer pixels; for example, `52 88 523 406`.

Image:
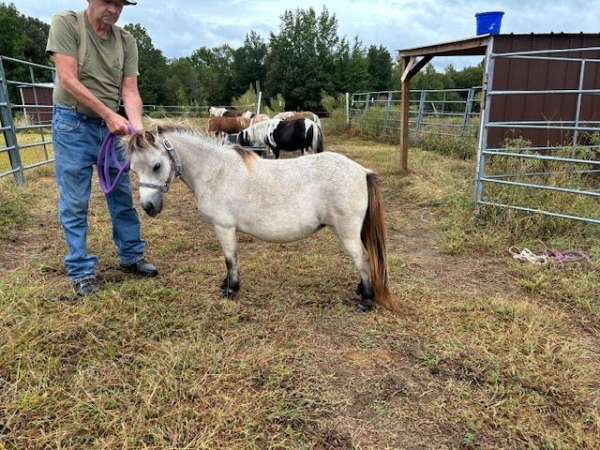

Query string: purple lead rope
97 124 137 195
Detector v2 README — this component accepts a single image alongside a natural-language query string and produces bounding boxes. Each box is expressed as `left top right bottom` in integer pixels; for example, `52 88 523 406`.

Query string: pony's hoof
356 302 373 313
220 279 240 299
221 289 239 299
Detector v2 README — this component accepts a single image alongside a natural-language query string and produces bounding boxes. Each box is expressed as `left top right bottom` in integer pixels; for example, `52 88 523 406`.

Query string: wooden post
400 56 410 171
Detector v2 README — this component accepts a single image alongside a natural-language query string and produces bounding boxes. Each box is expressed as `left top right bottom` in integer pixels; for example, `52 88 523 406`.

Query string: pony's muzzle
142 199 162 217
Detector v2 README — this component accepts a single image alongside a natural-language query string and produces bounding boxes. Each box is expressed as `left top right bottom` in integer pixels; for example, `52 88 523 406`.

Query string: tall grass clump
417 132 478 159
321 93 347 134
264 94 286 116
232 85 258 112
437 137 600 256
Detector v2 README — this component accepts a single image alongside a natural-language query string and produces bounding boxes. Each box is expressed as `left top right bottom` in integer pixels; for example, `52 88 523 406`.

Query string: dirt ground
0 135 599 449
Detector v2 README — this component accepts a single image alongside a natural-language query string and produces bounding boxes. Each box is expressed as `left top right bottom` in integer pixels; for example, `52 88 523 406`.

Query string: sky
11 0 600 70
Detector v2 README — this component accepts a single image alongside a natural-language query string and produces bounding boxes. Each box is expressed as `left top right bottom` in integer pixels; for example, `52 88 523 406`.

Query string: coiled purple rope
97 124 136 195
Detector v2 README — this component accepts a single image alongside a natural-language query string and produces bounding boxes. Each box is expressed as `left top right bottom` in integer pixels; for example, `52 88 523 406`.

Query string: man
46 0 157 296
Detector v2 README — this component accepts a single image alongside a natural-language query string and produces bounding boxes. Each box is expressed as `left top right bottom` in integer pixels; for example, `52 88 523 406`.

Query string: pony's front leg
214 225 240 299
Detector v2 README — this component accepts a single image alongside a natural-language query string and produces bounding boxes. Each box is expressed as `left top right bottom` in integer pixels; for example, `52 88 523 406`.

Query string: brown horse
275 111 321 128
207 116 251 137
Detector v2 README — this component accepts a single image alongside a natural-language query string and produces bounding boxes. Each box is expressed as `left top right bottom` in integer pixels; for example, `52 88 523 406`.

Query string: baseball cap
124 1 137 4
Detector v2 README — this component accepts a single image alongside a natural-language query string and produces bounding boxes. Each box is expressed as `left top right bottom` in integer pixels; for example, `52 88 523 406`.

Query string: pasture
1 124 599 449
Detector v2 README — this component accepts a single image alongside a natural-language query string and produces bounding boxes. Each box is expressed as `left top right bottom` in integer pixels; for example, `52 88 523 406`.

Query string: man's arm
121 76 144 132
53 53 131 135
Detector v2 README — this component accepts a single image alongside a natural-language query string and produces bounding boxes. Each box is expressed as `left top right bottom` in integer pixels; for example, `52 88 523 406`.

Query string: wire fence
347 87 482 143
143 102 259 118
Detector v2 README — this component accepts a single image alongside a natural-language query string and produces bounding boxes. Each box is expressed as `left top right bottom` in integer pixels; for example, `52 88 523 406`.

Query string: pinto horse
125 126 399 312
237 118 323 159
207 116 251 137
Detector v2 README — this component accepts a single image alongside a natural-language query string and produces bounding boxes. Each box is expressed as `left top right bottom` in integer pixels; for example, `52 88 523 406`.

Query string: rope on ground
509 245 591 265
509 247 549 265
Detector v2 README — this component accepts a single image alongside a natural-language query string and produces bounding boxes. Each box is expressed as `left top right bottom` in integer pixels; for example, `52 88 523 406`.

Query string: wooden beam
400 56 417 83
398 36 490 58
400 56 410 171
405 55 433 81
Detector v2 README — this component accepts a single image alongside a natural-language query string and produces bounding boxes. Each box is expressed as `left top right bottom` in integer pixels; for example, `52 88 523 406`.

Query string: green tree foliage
0 2 51 93
231 31 267 98
0 3 49 65
265 7 340 111
166 57 204 106
191 45 234 106
123 23 169 105
367 45 392 91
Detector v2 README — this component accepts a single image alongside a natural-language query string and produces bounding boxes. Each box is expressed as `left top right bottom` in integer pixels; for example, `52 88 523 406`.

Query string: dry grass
0 127 599 449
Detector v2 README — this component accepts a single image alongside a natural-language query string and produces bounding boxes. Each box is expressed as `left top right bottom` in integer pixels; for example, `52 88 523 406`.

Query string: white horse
125 126 399 312
209 106 227 117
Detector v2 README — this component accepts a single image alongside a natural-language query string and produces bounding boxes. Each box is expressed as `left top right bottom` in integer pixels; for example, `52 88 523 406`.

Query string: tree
366 45 392 91
231 31 267 98
265 7 340 111
190 45 234 105
0 2 51 89
346 37 370 93
166 57 204 106
124 23 169 105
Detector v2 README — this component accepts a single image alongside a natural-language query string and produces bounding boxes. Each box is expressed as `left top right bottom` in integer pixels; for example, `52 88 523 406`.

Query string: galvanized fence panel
0 56 55 185
475 45 600 225
348 87 482 143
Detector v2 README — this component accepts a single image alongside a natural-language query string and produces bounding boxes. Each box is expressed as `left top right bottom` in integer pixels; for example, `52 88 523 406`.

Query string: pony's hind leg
214 225 240 299
334 222 374 312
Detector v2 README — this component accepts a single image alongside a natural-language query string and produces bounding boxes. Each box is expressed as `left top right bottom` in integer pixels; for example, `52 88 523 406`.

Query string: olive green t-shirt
46 11 139 118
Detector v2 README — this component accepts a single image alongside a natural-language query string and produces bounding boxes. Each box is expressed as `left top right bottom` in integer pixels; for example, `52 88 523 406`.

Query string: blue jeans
53 105 145 283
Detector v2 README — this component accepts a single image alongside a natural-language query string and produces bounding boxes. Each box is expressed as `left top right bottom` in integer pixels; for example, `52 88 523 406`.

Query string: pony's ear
144 130 156 145
124 131 154 153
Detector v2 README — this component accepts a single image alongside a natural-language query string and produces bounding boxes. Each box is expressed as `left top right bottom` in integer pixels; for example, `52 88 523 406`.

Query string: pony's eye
153 162 161 173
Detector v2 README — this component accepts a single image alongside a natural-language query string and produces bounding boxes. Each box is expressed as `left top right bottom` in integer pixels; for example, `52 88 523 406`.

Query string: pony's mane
125 123 257 170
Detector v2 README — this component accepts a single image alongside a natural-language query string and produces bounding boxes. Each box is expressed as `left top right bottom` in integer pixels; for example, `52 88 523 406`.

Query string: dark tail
361 173 400 312
312 122 324 153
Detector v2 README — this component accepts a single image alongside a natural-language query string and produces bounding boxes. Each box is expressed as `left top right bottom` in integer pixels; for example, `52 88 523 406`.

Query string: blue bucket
475 11 504 35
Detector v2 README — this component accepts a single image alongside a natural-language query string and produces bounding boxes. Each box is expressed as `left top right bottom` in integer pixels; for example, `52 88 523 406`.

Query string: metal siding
488 34 600 147
20 86 53 124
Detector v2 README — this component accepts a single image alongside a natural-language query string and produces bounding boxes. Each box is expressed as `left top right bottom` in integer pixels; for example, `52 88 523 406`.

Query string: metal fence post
475 38 495 211
383 91 392 135
462 87 475 136
365 93 370 113
345 92 350 128
572 60 586 149
0 57 24 186
256 91 262 115
415 90 427 141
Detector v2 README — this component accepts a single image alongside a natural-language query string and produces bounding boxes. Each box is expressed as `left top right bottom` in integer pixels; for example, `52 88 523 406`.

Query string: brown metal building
397 33 600 169
18 82 53 124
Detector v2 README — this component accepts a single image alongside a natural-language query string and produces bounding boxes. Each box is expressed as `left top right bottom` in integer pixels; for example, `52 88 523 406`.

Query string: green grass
0 131 54 175
0 125 599 449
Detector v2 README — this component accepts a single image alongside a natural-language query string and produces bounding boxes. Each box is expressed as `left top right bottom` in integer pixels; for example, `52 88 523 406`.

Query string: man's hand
105 111 132 135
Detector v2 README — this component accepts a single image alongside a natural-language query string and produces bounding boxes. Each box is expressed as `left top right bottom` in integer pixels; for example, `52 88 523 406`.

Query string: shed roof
397 35 491 58
398 33 600 59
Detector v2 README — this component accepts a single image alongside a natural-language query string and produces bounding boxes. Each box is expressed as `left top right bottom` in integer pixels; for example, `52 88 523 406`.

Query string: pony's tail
361 173 400 312
312 122 324 153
